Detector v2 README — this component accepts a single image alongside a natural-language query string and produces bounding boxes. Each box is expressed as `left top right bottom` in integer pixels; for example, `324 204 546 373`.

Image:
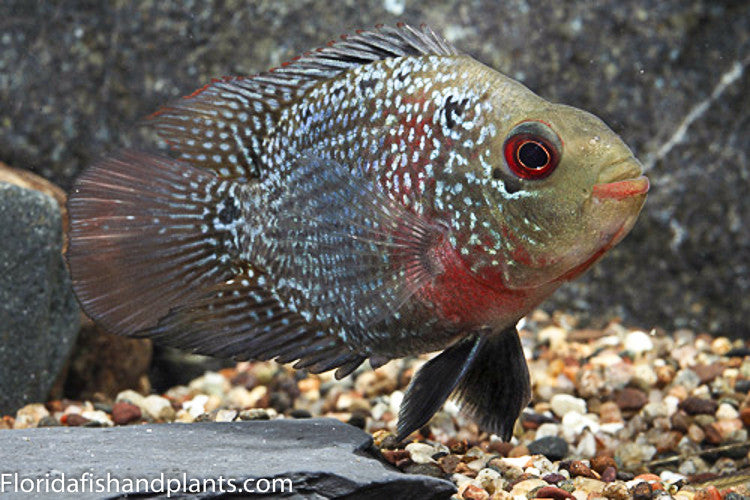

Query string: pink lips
592 175 650 201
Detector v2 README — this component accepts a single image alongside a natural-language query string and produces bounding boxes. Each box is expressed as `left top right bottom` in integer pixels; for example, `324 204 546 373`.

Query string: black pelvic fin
452 327 531 441
396 337 483 442
396 326 531 442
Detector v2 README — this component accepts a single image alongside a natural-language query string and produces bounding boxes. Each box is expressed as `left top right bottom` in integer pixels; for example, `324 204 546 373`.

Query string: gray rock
0 183 79 415
0 418 455 499
0 1 747 335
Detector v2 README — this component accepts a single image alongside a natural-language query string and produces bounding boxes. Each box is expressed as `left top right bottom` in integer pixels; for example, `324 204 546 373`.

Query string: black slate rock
0 183 79 415
527 436 569 461
0 418 455 499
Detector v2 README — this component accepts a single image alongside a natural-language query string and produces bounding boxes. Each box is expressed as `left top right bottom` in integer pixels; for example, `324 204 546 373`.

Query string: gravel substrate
4 310 750 499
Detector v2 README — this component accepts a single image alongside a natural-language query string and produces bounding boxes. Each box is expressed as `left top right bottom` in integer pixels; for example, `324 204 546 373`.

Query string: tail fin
67 150 239 336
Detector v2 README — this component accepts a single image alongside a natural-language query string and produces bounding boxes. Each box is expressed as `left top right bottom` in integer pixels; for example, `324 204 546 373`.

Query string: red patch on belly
414 238 533 327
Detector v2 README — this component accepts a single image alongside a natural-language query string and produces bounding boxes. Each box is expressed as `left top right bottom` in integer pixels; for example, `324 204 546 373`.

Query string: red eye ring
503 133 559 180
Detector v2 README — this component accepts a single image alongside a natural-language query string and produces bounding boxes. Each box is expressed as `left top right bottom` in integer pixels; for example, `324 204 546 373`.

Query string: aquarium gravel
4 310 750 498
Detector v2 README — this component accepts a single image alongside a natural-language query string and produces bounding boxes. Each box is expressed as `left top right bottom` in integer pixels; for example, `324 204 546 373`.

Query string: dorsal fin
148 23 459 180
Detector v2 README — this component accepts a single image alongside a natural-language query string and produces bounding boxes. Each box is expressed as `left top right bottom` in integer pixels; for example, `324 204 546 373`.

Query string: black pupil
518 141 549 170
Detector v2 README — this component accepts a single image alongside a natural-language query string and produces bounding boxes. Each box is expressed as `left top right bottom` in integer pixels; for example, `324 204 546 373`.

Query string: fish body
68 24 648 441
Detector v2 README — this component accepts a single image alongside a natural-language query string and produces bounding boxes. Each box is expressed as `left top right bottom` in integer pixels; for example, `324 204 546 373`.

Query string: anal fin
138 270 367 376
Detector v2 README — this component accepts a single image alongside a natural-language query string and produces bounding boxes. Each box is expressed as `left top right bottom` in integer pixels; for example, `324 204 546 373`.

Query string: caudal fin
67 150 367 377
67 150 239 336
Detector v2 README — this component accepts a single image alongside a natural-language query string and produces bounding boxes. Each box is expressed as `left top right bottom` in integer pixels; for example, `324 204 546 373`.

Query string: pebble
716 402 739 420
238 408 271 420
534 422 560 439
711 337 732 355
81 410 113 426
567 460 598 479
405 442 438 464
215 409 238 422
602 481 630 499
630 480 653 499
457 483 488 500
624 330 653 355
13 403 50 429
590 455 617 475
226 386 255 408
679 397 718 415
189 371 230 396
115 389 147 408
560 411 599 441
550 394 587 417
63 413 90 426
615 442 656 470
475 467 505 494
508 478 547 496
673 369 701 390
601 466 617 482
598 401 623 423
142 395 175 421
535 485 575 499
37 415 61 427
574 430 597 457
527 436 568 461
542 473 566 484
615 387 648 412
571 476 606 495
111 402 141 425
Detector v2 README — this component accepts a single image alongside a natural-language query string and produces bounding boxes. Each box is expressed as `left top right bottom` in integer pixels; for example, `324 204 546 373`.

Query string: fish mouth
592 157 649 201
592 175 650 201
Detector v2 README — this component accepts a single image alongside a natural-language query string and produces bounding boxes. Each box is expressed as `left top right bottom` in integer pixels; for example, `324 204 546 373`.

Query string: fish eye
502 121 561 180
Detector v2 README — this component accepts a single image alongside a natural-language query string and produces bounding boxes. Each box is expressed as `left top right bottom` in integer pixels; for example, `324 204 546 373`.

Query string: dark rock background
0 1 748 336
0 184 79 414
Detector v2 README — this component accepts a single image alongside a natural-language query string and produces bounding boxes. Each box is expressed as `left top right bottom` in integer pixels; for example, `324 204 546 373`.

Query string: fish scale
67 23 648 442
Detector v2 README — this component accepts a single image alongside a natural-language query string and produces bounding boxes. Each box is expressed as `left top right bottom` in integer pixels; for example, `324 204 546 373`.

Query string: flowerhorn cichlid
67 23 648 441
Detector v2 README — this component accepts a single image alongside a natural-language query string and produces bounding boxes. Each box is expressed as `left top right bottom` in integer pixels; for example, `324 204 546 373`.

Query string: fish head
473 86 648 290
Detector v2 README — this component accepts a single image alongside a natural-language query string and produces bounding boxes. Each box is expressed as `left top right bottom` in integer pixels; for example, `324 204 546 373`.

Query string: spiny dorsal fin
149 23 458 180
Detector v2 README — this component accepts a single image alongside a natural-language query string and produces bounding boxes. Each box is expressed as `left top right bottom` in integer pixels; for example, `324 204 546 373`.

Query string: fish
67 23 649 441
